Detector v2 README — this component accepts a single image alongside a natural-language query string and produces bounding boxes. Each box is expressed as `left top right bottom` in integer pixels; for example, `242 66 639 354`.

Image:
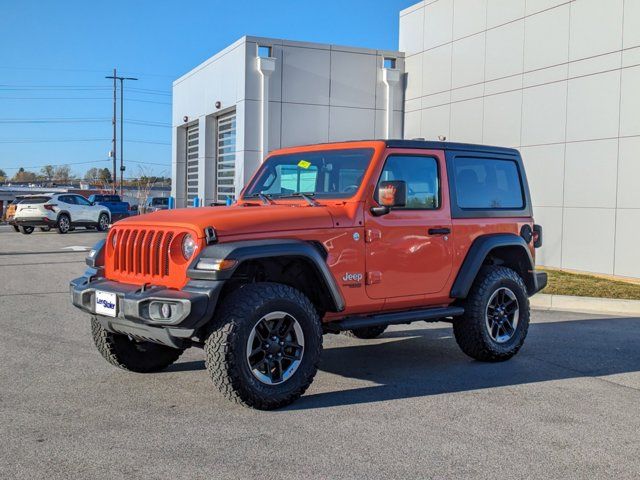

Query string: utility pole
106 70 137 196
107 68 117 194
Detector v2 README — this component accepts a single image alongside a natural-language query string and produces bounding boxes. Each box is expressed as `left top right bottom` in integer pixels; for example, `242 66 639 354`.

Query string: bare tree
41 165 55 181
134 166 166 213
53 165 72 183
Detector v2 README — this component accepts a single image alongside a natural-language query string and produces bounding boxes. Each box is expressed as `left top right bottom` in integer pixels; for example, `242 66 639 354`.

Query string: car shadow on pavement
287 317 640 410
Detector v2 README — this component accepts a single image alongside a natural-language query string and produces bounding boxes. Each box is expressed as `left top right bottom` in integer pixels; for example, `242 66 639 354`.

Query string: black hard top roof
384 139 519 155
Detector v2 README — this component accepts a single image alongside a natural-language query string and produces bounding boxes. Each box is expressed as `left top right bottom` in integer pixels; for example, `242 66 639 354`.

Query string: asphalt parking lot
1 225 639 479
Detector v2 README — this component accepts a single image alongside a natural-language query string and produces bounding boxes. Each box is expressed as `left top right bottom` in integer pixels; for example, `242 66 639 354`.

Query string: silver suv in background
13 193 111 234
142 196 169 213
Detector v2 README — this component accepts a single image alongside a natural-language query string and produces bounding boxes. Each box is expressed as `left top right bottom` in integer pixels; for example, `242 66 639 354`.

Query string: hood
117 204 335 238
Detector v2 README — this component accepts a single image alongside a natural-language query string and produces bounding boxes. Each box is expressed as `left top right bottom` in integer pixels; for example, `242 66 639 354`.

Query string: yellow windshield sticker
297 160 311 169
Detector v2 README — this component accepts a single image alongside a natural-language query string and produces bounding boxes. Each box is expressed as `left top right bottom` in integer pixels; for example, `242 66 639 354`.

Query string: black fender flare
187 239 345 312
450 234 537 298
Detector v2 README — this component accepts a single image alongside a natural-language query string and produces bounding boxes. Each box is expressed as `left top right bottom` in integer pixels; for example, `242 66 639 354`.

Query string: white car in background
13 193 111 234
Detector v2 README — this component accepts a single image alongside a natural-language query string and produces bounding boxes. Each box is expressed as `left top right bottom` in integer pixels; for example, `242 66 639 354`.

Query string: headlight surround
181 234 197 260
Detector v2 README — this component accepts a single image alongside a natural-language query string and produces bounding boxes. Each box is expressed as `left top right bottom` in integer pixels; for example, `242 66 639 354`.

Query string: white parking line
61 246 91 252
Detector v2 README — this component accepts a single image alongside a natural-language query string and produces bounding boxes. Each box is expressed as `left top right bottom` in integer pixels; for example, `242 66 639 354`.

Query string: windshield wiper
287 192 319 207
247 193 274 205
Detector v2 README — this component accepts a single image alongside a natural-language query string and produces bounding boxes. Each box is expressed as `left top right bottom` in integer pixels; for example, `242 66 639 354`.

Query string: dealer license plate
95 290 117 317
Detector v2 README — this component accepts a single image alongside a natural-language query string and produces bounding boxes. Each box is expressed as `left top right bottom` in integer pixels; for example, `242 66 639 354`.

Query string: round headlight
182 234 197 260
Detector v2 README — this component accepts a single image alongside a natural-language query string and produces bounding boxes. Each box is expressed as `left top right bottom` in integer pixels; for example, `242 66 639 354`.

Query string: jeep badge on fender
70 139 547 410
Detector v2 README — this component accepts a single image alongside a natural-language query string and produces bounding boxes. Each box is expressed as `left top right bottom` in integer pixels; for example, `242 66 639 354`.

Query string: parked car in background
143 196 169 213
6 196 26 232
14 193 111 234
87 194 130 223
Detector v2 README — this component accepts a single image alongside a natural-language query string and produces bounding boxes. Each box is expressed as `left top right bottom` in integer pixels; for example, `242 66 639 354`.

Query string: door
186 123 199 207
364 151 453 299
74 195 96 222
216 110 236 203
58 195 79 222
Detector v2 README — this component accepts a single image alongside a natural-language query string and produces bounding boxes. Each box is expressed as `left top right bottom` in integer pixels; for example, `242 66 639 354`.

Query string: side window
453 157 524 209
58 195 71 204
74 195 91 206
377 155 440 209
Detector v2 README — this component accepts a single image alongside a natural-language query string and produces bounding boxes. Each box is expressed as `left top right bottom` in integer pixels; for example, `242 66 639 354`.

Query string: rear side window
453 157 524 209
19 196 50 204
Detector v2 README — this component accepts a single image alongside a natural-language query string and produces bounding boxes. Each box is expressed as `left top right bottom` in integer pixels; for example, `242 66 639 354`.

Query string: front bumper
70 272 223 348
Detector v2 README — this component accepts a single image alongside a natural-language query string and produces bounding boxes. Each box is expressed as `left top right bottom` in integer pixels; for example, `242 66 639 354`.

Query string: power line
0 65 176 78
0 117 171 127
1 158 169 171
0 138 170 144
0 96 171 105
1 159 110 170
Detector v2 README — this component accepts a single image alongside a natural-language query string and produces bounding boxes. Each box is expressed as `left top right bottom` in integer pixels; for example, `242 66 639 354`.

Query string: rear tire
57 214 70 234
12 225 19 232
453 266 529 362
343 325 388 339
91 318 184 373
39 226 51 232
204 282 322 410
20 226 34 235
96 212 109 232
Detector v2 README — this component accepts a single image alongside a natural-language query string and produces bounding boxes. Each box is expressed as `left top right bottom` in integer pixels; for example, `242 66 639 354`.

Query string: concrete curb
531 293 640 316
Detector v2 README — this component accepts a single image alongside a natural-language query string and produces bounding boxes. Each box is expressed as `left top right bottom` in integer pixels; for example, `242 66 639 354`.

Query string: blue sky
0 0 415 179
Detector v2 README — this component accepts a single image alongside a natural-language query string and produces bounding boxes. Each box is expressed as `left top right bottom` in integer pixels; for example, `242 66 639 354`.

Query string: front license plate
95 290 117 317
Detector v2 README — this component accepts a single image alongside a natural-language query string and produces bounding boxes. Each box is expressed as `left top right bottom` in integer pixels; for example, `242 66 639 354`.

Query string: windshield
152 197 168 206
19 196 50 204
244 148 374 199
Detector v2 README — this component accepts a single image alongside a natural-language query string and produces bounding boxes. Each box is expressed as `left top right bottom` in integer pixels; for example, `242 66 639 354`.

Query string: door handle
428 227 451 235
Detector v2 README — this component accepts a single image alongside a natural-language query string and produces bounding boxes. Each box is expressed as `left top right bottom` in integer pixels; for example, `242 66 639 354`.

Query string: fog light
160 303 172 319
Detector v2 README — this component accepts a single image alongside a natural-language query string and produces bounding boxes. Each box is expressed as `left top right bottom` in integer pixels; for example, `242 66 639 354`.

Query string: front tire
39 226 51 232
453 266 530 362
96 212 109 232
91 318 184 373
204 283 322 410
12 225 19 232
57 214 70 234
20 226 34 234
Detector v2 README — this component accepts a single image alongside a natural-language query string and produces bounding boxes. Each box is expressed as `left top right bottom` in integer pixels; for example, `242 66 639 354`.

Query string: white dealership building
173 0 640 279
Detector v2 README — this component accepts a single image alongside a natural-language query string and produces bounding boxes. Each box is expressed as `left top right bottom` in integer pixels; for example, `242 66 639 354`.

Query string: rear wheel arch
451 234 536 298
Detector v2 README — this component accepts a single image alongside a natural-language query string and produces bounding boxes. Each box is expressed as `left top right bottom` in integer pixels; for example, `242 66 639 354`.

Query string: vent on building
186 123 199 206
216 111 236 202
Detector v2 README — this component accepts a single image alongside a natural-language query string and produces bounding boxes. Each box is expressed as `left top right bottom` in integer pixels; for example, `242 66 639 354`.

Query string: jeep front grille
111 228 174 279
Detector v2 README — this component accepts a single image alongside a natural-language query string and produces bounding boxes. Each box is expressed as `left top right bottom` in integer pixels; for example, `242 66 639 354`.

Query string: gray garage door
186 123 199 206
216 111 236 202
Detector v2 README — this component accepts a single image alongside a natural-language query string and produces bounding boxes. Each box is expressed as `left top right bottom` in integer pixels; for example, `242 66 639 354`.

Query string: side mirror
371 180 407 216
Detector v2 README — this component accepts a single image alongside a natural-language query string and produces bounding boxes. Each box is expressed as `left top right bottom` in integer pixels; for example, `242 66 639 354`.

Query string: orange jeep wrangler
71 140 546 409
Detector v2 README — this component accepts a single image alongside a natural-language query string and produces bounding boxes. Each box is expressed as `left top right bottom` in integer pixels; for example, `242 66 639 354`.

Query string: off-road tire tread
343 325 388 339
453 266 529 362
204 283 322 410
91 317 184 373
